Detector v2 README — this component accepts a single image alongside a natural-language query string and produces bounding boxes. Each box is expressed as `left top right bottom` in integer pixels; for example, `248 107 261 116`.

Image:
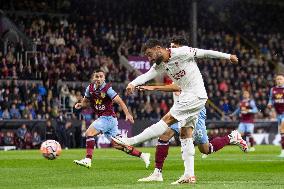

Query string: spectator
16 124 28 149
68 90 77 109
56 111 67 148
10 104 21 119
2 108 11 119
32 131 42 149
45 119 57 140
4 131 15 146
65 121 76 149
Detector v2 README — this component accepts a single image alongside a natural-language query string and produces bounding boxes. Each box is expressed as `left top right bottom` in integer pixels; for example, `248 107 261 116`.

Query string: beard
155 56 164 65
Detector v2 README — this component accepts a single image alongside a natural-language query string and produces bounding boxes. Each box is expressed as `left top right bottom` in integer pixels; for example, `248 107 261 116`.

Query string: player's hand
230 55 238 64
174 91 181 96
74 103 82 109
126 83 136 95
136 85 156 91
125 113 134 124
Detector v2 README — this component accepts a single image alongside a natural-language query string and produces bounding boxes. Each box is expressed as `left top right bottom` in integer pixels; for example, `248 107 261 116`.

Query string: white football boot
278 150 284 158
140 153 151 169
171 175 196 185
249 147 256 152
73 158 92 168
138 168 163 182
201 154 208 159
228 130 248 152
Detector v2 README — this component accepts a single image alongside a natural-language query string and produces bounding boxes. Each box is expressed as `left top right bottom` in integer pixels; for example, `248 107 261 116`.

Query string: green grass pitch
0 145 284 189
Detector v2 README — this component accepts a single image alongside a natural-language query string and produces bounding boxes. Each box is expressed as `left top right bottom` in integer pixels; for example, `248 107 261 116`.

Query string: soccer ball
40 140 62 160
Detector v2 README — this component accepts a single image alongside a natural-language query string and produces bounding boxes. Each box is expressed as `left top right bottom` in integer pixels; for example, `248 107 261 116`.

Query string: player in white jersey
113 39 238 184
135 37 247 183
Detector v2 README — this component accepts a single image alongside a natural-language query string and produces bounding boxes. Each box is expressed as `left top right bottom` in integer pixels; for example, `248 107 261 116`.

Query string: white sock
180 138 195 177
154 168 162 174
140 153 147 160
128 120 168 145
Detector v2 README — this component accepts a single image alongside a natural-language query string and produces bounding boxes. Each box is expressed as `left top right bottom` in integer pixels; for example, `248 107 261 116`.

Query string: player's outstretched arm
74 97 90 109
267 88 274 109
113 95 134 124
137 83 181 92
248 100 258 113
195 49 238 63
126 66 159 95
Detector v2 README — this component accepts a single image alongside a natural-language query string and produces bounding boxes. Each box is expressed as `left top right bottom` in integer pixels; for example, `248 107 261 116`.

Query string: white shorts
170 96 207 128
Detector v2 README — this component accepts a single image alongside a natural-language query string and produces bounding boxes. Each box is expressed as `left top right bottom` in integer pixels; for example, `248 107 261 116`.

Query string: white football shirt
131 46 231 102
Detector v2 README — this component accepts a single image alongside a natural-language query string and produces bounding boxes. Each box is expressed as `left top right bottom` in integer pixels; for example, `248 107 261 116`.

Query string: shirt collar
97 82 106 90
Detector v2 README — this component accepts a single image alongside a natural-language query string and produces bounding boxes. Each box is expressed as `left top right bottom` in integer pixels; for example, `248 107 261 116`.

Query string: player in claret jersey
268 73 284 157
231 90 258 152
73 70 150 168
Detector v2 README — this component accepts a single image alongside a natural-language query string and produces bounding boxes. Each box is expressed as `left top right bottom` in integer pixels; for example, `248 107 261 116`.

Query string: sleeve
84 85 91 98
268 88 274 105
171 46 197 59
249 100 258 113
130 65 160 86
195 49 231 59
231 107 240 116
106 87 118 100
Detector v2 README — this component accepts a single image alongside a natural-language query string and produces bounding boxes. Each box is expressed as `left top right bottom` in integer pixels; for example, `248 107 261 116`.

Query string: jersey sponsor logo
275 99 284 103
172 70 186 80
101 92 106 98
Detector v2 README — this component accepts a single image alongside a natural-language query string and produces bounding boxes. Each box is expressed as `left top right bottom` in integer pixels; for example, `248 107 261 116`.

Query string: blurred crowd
0 118 79 149
0 0 283 146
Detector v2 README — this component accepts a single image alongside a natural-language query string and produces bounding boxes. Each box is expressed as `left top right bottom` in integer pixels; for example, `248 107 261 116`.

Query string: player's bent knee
198 144 209 154
180 127 193 139
85 130 93 137
159 130 175 141
280 124 284 133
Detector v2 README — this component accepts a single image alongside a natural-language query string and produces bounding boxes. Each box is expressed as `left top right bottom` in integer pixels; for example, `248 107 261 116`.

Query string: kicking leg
112 112 176 145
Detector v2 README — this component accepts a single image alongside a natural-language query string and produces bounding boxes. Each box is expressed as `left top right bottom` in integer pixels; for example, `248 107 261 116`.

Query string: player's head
275 73 284 86
141 39 166 65
243 90 250 99
170 36 188 48
92 70 105 86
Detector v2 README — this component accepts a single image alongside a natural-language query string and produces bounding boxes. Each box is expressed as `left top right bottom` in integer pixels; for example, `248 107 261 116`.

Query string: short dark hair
141 39 164 53
170 36 188 46
276 73 284 77
93 69 105 74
